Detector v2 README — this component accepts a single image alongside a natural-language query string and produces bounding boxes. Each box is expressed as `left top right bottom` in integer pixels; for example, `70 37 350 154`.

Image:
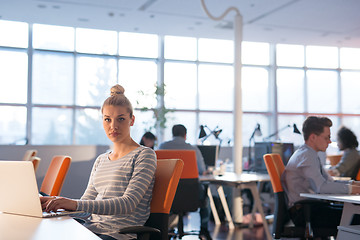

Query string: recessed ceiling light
37 4 46 9
53 5 60 9
108 12 114 17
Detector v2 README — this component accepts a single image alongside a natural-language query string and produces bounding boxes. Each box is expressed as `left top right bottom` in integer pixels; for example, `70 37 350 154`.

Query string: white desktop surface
0 212 100 240
300 193 360 205
300 193 360 240
200 172 270 184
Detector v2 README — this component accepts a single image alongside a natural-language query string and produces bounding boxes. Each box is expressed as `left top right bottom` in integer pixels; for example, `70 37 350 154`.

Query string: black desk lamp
263 123 301 142
198 125 223 145
248 123 262 170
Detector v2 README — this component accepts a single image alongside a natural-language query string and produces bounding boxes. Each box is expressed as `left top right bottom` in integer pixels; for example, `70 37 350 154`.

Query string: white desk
300 193 360 240
200 172 271 240
0 213 101 240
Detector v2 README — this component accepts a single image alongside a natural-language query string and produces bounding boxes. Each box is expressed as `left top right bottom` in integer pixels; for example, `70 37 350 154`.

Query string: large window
0 49 28 104
1 20 360 148
32 52 74 105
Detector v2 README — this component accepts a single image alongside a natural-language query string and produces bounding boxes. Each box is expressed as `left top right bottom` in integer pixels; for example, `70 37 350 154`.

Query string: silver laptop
0 160 83 218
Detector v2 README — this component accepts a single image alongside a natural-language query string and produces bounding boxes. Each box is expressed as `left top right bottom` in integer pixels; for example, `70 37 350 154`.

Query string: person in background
158 124 212 240
281 116 360 232
41 84 157 240
139 131 157 149
328 126 360 180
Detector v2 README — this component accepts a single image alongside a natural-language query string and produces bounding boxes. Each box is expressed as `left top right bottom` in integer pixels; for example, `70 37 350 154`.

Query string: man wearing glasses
281 116 360 230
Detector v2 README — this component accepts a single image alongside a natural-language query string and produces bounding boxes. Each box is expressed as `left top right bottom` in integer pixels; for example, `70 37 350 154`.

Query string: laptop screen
0 160 43 217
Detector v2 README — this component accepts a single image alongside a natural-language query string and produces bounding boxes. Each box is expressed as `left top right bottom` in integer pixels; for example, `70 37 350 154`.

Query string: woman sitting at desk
328 126 360 180
41 84 157 240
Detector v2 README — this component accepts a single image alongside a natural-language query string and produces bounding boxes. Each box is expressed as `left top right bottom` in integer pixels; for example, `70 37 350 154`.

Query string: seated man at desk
159 124 211 240
281 116 360 230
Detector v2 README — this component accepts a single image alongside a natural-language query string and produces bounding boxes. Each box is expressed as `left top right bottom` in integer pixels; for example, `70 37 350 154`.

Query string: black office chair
263 153 337 239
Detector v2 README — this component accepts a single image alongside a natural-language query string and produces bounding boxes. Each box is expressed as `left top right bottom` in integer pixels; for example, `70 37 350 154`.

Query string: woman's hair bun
110 84 125 97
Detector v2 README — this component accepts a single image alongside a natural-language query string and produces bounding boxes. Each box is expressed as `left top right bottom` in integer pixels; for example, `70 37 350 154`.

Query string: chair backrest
29 156 41 172
145 159 183 240
356 168 360 181
263 153 289 239
155 150 200 213
326 154 342 166
40 155 71 196
22 149 37 161
263 153 285 193
155 150 198 179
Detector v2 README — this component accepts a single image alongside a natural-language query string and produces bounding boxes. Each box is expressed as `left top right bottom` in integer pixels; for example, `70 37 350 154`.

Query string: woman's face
102 105 134 143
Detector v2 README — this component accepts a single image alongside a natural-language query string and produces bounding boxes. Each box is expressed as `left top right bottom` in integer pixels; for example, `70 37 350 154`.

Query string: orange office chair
326 154 342 166
155 150 201 239
22 149 37 161
29 156 41 172
356 168 360 181
263 153 337 239
40 155 71 196
119 159 184 240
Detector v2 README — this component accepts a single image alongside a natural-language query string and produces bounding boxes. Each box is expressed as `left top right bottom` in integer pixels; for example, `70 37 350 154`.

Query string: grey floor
179 211 272 240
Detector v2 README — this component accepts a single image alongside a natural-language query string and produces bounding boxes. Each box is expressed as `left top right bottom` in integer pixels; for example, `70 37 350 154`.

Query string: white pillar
232 13 244 223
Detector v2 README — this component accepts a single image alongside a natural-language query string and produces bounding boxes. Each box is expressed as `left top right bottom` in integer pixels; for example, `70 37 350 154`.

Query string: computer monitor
253 142 294 172
197 145 219 168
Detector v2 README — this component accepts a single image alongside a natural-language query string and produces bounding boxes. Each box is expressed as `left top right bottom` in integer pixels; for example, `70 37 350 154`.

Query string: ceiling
1 0 360 48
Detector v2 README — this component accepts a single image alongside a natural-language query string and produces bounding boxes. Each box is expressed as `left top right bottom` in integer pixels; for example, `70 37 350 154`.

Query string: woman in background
328 126 360 180
139 131 157 149
41 84 157 240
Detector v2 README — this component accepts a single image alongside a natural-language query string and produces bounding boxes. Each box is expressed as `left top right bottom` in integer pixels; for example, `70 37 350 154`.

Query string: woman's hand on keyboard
40 196 77 212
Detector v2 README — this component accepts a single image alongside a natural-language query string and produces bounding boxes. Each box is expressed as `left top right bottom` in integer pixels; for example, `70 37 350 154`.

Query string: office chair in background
39 155 71 196
119 159 184 240
155 150 201 239
327 154 342 166
263 153 337 239
22 149 38 161
29 156 41 172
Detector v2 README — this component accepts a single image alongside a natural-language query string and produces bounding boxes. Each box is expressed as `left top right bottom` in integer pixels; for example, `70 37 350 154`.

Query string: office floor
178 211 272 240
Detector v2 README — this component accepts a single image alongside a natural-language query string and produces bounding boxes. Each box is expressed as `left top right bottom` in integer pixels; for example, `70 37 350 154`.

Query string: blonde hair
102 84 133 117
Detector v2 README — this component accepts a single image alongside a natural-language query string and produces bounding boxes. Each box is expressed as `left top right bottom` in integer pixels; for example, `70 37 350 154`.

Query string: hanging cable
200 0 240 21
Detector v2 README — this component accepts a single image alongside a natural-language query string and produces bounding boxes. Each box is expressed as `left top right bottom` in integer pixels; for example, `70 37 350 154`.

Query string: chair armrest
119 225 161 235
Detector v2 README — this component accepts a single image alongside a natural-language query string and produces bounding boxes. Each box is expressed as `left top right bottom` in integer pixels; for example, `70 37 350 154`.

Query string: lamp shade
213 129 222 139
250 123 262 141
199 125 207 139
293 124 301 134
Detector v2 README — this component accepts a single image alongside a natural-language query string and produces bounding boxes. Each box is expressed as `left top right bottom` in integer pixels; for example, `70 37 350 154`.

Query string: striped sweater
76 146 156 240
